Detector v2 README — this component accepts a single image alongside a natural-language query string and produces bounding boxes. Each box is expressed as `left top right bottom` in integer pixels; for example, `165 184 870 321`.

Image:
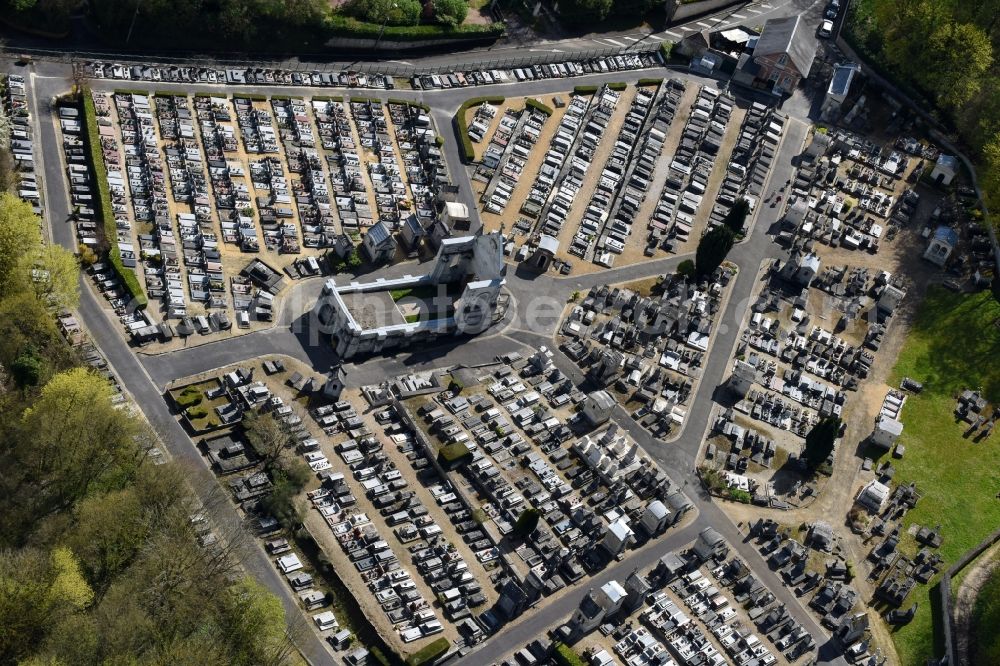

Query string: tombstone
322 365 347 401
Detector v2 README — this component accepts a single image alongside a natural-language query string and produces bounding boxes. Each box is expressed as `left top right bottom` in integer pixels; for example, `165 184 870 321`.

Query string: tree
22 243 80 309
261 467 308 529
513 507 540 539
557 0 612 24
242 411 291 471
0 192 43 298
221 577 295 666
433 0 467 26
924 21 993 108
803 416 840 472
0 290 75 378
11 346 44 387
677 259 695 279
7 368 148 533
64 464 188 593
721 199 751 234
0 546 94 662
77 244 98 266
695 225 735 279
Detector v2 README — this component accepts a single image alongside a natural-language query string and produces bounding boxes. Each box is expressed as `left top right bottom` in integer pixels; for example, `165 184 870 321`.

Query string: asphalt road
0 0 823 75
21 41 847 666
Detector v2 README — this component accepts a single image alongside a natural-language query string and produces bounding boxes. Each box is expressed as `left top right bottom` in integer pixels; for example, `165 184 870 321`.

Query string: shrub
607 82 627 91
186 407 208 420
433 0 468 26
573 85 599 95
637 77 663 86
729 488 752 503
326 13 504 40
659 41 673 61
176 389 203 408
81 92 148 309
525 98 553 116
345 0 422 26
77 244 98 266
553 643 586 666
405 637 450 665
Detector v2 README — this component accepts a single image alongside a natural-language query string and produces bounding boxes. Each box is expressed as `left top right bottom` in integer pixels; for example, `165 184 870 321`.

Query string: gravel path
953 541 1000 666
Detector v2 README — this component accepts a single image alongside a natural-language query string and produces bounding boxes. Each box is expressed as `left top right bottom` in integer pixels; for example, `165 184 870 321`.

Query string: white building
582 390 616 426
603 517 635 557
857 479 890 513
870 414 903 450
930 154 958 186
313 232 505 358
640 500 671 536
924 226 958 267
728 360 756 397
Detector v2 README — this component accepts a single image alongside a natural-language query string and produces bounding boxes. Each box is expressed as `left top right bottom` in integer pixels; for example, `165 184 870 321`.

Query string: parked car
818 19 834 38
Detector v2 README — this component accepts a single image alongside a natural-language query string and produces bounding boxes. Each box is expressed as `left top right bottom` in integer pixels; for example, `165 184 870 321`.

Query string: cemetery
398 354 694 616
559 267 736 440
471 79 787 275
64 88 454 345
11 23 998 666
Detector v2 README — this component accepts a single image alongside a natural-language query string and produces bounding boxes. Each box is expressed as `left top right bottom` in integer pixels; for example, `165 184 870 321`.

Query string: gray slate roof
754 15 818 78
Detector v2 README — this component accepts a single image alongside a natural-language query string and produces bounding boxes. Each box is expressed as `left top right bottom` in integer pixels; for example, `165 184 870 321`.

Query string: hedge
311 95 343 103
573 85 598 95
236 93 268 101
553 643 586 666
81 91 148 309
607 82 627 91
112 88 152 96
453 96 505 162
327 14 504 41
404 637 450 666
525 98 553 116
637 78 663 86
350 96 377 104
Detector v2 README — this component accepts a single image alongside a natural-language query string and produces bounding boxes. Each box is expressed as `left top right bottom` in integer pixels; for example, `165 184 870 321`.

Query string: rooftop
754 15 818 78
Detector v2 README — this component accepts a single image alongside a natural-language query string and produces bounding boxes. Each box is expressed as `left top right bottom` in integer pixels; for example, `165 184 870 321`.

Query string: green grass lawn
882 287 1000 665
971 568 1000 665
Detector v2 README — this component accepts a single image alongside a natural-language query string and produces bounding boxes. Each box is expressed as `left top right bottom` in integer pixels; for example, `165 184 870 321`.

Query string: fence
937 526 1000 665
39 42 663 81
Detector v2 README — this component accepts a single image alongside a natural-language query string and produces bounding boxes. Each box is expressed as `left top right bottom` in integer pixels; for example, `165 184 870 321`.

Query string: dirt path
477 97 572 235
954 541 1000 666
551 85 637 272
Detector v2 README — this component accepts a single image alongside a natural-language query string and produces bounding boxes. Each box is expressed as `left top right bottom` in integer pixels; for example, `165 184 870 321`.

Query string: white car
818 19 834 38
